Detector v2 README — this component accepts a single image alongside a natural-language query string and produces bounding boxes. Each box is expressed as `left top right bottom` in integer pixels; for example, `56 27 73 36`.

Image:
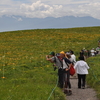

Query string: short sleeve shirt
51 56 62 69
62 57 71 69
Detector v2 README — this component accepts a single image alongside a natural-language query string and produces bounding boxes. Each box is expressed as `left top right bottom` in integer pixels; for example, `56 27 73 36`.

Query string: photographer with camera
46 51 64 88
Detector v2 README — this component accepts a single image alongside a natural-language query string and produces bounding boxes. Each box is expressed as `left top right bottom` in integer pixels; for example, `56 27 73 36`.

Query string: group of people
46 50 90 96
80 46 100 59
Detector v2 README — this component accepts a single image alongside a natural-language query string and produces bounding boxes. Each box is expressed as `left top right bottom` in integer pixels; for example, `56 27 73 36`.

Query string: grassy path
66 78 99 100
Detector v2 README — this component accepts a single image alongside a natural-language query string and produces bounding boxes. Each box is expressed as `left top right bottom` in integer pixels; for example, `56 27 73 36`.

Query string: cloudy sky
0 0 100 20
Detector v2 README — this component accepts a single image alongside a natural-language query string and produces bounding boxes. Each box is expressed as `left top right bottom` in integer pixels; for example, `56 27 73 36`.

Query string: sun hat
60 51 65 55
49 52 55 56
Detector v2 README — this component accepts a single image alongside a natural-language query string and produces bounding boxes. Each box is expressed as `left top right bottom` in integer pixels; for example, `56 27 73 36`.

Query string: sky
0 0 100 21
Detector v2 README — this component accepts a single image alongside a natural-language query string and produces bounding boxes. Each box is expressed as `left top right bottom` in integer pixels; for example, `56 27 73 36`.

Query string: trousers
58 69 71 89
78 74 86 88
63 70 71 89
58 68 63 88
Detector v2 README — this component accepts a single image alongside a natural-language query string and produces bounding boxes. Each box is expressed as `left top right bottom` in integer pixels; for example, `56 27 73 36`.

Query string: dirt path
66 78 99 100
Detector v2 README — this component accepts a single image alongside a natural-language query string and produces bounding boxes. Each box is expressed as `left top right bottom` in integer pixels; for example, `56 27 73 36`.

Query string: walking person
69 50 76 64
66 53 74 63
68 51 77 78
96 46 100 54
80 49 86 61
90 48 95 56
59 51 73 96
87 50 91 58
74 56 90 89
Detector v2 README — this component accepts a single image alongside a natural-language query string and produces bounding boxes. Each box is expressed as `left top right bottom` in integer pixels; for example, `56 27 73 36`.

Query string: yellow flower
1 77 6 79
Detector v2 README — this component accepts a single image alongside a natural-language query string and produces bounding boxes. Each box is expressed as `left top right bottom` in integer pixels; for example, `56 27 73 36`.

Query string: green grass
0 27 100 100
87 55 100 99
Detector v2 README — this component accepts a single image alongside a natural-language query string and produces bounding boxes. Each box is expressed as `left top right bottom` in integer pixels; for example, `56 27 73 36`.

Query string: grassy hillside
0 27 100 100
87 55 100 99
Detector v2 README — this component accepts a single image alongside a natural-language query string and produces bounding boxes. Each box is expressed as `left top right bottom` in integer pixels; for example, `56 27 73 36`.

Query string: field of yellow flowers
0 27 100 100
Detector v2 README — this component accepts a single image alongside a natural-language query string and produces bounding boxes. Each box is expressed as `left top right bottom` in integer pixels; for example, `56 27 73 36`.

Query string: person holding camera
46 51 64 88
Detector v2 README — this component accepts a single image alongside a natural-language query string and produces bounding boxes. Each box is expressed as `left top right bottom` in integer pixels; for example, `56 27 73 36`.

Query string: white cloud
20 1 63 18
0 0 100 19
76 2 100 18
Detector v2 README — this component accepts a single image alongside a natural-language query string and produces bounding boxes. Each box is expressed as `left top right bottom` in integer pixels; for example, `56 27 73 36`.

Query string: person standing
74 56 89 89
46 51 64 88
80 49 86 61
60 51 72 95
96 46 100 54
87 50 91 58
90 48 95 56
69 50 77 78
70 50 76 64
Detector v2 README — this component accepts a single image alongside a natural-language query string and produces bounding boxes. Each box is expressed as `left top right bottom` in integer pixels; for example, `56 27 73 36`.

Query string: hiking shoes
66 90 72 96
82 86 85 89
64 90 68 94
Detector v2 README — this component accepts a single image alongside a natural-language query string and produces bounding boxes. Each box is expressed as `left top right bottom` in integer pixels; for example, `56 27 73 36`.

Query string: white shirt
91 49 95 56
62 59 69 69
74 60 89 74
71 54 76 64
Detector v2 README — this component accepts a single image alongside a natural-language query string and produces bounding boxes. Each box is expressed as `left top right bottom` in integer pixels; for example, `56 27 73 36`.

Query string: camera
53 64 57 71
